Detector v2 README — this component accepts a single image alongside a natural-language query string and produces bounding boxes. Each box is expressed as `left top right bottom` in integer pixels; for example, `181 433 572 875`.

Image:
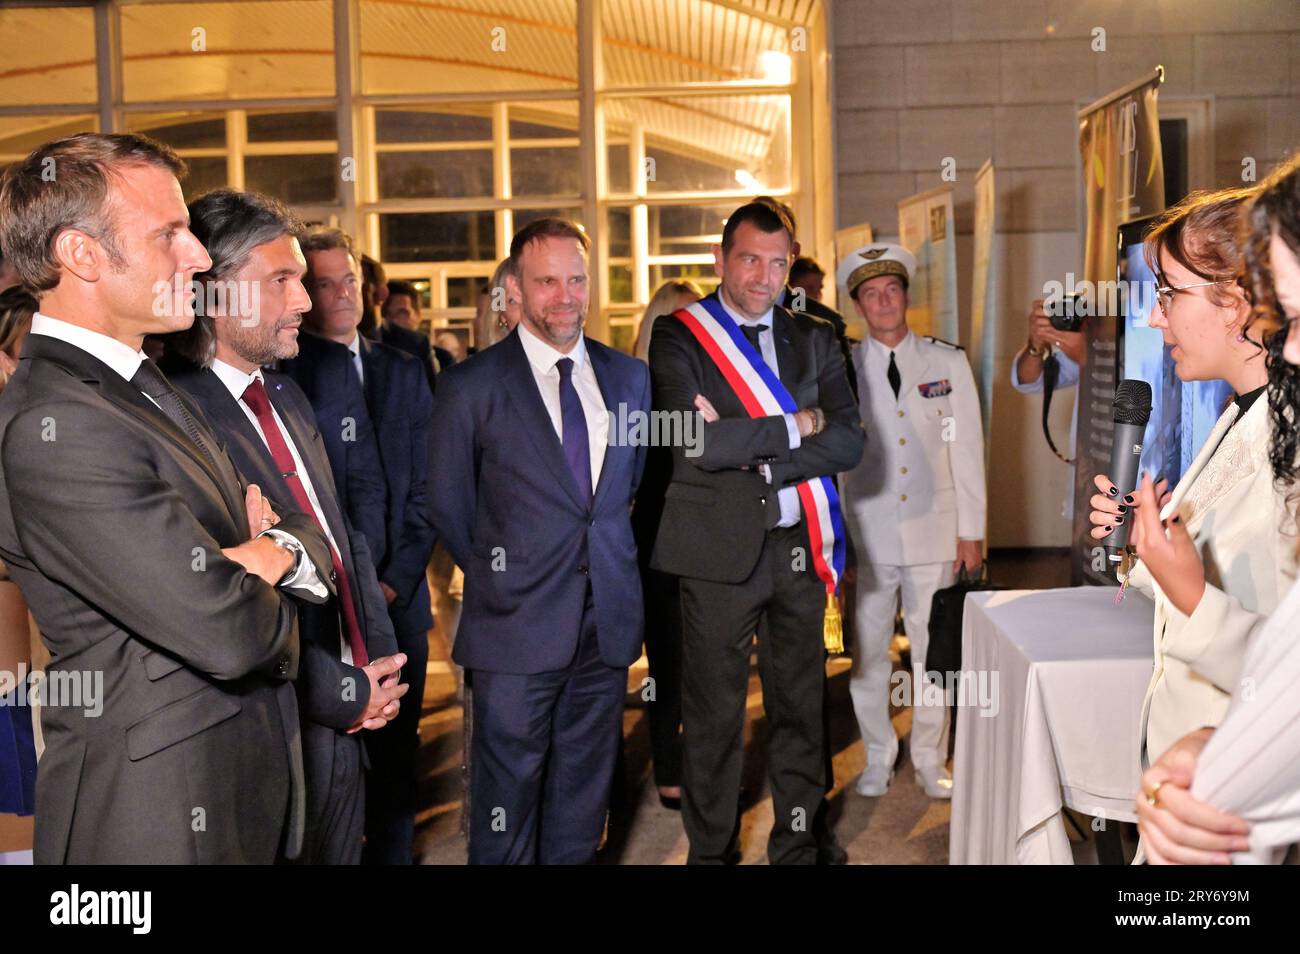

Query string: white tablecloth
949 586 1155 864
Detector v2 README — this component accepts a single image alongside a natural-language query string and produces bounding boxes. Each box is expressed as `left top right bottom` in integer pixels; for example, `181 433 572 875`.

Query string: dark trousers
362 614 429 865
679 524 827 865
467 594 626 864
642 567 683 788
294 729 365 865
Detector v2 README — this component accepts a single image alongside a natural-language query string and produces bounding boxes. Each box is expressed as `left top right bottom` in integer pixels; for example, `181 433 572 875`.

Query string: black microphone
1102 379 1153 563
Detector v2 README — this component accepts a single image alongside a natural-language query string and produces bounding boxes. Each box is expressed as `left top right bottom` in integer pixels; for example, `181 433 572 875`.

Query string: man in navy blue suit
430 218 650 864
169 189 409 864
283 226 436 865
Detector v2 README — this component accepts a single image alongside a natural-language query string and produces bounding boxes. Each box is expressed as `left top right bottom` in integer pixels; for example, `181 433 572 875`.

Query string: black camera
1045 294 1084 333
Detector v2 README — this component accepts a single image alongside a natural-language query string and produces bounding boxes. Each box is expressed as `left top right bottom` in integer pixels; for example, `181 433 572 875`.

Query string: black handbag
924 563 1006 681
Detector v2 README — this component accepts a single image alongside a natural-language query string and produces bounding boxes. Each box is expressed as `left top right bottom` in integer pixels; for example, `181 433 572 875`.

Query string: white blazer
842 332 986 566
1127 395 1298 764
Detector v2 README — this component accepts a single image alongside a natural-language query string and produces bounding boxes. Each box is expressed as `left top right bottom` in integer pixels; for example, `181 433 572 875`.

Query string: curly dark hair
1244 153 1300 525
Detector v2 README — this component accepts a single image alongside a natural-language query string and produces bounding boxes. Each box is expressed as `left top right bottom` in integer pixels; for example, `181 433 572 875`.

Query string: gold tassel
823 590 843 655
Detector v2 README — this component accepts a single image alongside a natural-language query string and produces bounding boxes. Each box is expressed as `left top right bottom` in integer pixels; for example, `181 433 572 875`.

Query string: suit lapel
771 306 804 395
1167 403 1239 519
501 330 588 512
358 337 384 422
25 336 246 525
588 342 622 508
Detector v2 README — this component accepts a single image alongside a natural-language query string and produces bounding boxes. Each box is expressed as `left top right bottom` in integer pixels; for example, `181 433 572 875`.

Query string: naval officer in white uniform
838 244 986 799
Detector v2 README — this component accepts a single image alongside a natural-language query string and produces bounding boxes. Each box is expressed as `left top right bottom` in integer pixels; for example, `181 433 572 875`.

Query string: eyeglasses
1155 279 1234 317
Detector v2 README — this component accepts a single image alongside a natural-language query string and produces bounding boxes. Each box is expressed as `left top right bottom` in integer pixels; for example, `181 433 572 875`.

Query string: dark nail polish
1115 516 1124 525
1118 505 1128 514
1108 487 1118 497
1124 494 1135 504
1105 525 1114 532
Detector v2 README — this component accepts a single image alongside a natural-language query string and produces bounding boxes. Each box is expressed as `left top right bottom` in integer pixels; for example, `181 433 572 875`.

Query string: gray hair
173 188 304 366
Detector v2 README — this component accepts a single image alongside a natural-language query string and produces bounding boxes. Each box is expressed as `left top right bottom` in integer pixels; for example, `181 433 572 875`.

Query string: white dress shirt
27 312 324 597
211 359 350 663
346 333 365 386
516 321 609 491
714 294 802 528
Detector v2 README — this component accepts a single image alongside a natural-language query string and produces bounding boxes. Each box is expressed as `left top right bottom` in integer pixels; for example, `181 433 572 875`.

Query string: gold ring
1145 780 1166 807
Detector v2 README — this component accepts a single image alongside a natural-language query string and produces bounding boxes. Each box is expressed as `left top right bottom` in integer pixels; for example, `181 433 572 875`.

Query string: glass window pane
602 0 792 88
650 203 738 255
380 212 496 264
360 2 577 95
0 7 97 105
606 319 636 356
0 116 98 160
607 265 634 304
510 146 580 197
182 157 230 200
447 276 490 309
605 95 792 194
247 111 337 143
121 2 335 101
607 208 632 258
512 208 583 234
651 263 720 296
375 108 493 145
126 113 227 150
507 102 578 139
607 143 631 194
245 154 339 205
378 151 493 199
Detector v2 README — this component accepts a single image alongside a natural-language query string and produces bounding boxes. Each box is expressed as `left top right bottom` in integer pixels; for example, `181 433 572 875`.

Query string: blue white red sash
672 296 846 596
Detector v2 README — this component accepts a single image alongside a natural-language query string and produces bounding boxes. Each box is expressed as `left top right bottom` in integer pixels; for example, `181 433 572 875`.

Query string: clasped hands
221 485 409 732
1089 472 1206 617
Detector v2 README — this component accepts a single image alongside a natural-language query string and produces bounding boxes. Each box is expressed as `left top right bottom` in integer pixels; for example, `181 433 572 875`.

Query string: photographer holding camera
1011 296 1085 518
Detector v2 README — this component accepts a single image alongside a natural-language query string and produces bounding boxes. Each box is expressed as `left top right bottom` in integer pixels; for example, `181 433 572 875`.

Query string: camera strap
1041 351 1075 465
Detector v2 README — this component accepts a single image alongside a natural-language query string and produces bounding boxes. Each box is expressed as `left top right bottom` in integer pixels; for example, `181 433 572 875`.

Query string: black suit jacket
0 335 334 863
172 366 399 726
648 292 864 584
358 337 437 634
376 320 438 394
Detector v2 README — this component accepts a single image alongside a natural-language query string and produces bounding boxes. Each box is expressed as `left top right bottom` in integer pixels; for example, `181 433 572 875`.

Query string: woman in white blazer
1126 153 1300 864
1088 187 1297 771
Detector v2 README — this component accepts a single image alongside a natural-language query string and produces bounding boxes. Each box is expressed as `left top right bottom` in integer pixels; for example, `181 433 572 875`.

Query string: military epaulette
923 335 964 351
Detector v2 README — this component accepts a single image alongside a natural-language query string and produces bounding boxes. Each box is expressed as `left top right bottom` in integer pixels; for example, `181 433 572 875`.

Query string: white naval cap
837 243 916 298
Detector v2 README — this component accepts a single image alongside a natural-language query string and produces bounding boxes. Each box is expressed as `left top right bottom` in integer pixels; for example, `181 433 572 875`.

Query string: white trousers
849 560 954 770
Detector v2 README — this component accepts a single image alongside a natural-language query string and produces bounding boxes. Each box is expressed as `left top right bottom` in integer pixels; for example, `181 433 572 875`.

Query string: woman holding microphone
1087 187 1297 781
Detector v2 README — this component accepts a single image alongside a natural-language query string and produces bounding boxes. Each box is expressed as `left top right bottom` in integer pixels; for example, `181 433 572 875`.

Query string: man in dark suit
649 201 864 864
171 188 411 864
357 253 442 393
382 278 454 385
0 132 335 863
284 226 437 865
430 217 650 864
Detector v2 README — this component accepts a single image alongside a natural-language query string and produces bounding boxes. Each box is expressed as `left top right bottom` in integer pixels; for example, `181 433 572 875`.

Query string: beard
227 313 301 366
522 299 586 350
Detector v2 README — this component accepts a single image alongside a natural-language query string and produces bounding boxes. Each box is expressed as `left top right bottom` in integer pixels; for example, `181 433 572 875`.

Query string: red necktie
241 377 369 668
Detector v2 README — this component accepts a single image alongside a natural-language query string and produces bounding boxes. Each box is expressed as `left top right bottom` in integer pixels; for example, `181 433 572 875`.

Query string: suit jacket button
760 495 767 505
589 518 596 527
578 564 589 575
330 569 338 583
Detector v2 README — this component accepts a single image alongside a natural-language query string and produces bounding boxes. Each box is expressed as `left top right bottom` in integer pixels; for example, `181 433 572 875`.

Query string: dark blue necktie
556 357 592 503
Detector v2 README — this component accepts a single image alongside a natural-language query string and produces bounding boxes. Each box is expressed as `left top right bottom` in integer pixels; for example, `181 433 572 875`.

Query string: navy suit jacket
173 366 399 732
429 328 651 674
280 332 389 569
358 336 437 634
377 320 438 394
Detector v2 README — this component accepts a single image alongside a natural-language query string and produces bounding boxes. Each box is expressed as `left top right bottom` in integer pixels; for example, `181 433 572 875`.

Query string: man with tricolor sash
647 201 864 865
